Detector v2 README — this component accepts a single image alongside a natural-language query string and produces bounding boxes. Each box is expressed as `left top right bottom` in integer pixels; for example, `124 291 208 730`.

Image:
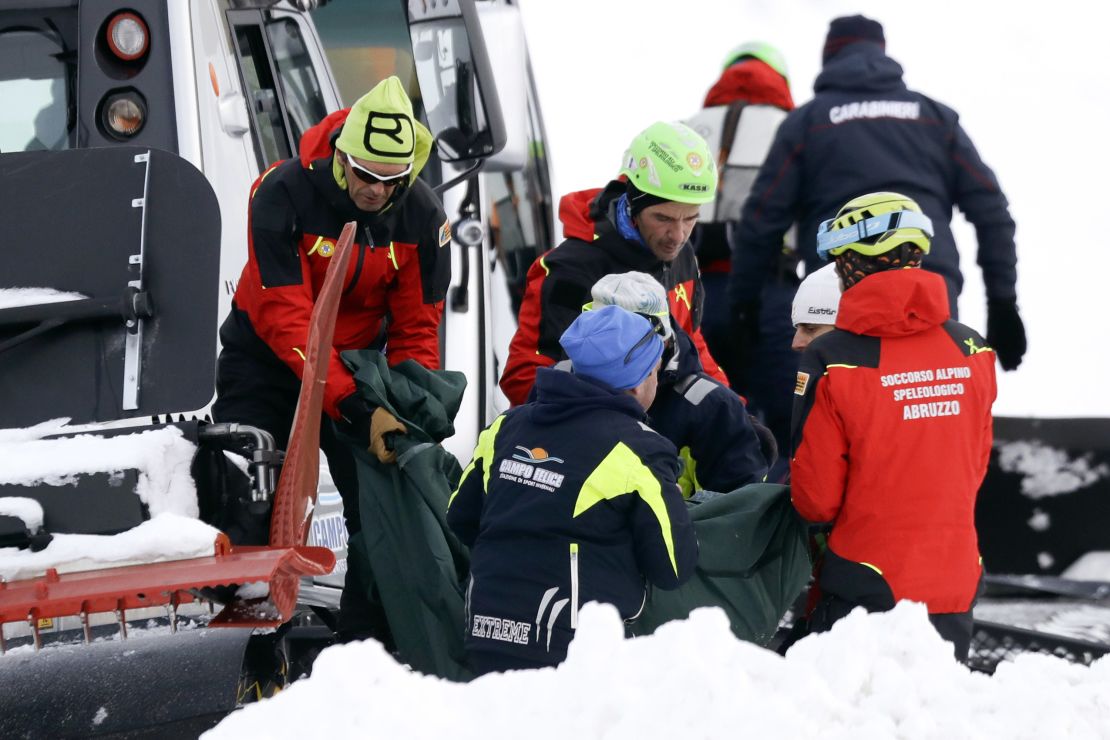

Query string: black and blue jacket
729 44 1017 313
447 367 698 667
651 329 768 495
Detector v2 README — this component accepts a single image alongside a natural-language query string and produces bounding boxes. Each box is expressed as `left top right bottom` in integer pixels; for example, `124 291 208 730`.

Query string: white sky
207 601 1110 738
517 0 1110 417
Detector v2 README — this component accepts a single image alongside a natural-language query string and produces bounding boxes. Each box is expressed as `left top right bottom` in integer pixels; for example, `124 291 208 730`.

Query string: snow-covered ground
976 599 1110 647
206 602 1110 739
517 0 1110 418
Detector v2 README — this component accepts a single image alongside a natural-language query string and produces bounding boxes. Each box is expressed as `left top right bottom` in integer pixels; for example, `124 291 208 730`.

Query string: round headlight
104 94 146 137
106 12 149 61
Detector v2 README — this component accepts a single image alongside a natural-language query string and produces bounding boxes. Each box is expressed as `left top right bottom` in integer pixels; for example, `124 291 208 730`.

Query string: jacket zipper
569 542 579 629
342 226 373 295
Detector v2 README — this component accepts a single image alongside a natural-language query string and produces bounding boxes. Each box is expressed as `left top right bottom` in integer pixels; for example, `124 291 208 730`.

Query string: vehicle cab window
266 17 327 147
487 91 553 314
0 22 75 153
228 8 329 169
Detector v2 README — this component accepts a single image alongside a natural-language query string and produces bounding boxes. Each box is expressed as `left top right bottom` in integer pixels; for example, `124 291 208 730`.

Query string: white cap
792 263 842 327
590 272 674 343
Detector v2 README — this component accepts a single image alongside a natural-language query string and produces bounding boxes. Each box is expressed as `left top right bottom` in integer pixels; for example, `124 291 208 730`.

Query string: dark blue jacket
447 368 698 667
729 44 1017 313
651 329 768 494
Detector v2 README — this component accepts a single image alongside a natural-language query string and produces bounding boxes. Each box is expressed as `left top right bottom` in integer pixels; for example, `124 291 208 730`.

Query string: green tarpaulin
341 351 810 678
631 484 812 646
341 350 472 681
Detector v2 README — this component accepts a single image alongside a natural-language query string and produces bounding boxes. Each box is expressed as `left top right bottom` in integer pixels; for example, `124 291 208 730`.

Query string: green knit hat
333 76 432 186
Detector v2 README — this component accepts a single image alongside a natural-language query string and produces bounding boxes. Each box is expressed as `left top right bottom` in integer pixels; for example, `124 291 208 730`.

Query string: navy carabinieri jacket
730 43 1017 314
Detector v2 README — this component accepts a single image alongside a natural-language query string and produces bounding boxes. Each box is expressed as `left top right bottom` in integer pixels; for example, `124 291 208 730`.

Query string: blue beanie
559 305 664 390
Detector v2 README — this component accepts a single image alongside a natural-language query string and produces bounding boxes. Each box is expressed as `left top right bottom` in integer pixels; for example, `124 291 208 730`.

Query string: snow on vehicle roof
206 601 1110 739
0 496 43 533
0 421 200 519
0 287 86 309
0 422 216 581
996 440 1110 499
0 514 219 582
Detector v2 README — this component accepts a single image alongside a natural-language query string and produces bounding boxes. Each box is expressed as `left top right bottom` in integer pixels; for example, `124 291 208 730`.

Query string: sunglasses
344 155 412 187
624 313 667 365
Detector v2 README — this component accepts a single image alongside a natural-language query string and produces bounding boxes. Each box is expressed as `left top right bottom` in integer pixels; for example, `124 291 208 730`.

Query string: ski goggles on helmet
624 312 668 365
345 156 412 186
816 210 934 261
583 301 673 354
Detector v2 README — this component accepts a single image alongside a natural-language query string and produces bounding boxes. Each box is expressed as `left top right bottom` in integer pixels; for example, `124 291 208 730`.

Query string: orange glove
369 407 407 464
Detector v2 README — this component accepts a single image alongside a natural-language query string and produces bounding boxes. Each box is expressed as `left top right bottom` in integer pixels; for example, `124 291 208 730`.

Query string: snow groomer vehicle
0 0 553 734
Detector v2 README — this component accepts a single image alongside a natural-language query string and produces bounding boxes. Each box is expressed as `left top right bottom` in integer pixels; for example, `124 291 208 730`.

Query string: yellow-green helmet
721 41 789 82
816 191 934 260
619 121 718 205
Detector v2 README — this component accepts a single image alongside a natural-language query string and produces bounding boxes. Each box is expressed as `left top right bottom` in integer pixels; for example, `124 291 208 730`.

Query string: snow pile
976 599 1110 648
1032 605 1110 647
0 287 86 309
1027 508 1050 532
0 418 72 444
0 422 199 518
0 423 212 580
0 497 44 533
995 440 1109 499
0 514 220 582
1064 553 1110 583
206 602 1110 739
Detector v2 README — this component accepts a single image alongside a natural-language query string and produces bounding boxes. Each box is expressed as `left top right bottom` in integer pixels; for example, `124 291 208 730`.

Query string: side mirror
407 0 506 163
472 2 530 172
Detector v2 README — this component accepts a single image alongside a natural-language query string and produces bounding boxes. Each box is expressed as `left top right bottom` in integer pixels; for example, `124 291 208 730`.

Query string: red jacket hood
703 59 794 110
558 179 630 241
298 108 350 165
836 269 950 337
558 186 605 241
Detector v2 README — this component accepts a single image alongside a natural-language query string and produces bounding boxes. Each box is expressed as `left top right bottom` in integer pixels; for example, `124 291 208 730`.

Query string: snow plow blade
0 538 335 644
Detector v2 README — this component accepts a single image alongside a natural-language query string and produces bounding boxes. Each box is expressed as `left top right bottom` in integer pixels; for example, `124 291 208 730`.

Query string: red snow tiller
0 149 356 736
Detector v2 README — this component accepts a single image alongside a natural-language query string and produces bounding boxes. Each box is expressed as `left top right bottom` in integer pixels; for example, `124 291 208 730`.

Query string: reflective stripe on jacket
222 111 450 419
448 367 698 665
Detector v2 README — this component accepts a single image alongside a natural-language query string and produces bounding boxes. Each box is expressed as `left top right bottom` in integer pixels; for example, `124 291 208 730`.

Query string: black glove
986 299 1027 371
337 393 373 439
750 417 779 470
732 300 762 352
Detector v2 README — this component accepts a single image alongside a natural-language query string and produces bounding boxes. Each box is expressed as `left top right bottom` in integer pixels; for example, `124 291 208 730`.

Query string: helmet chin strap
661 318 681 377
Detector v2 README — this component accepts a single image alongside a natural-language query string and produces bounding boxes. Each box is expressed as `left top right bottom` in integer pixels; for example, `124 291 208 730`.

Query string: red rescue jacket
224 110 451 419
790 269 996 613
